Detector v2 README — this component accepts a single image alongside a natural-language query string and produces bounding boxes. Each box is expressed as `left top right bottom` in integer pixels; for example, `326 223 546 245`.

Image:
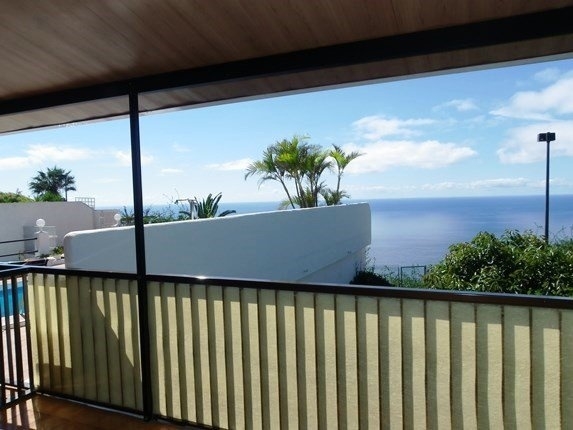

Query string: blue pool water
0 281 24 318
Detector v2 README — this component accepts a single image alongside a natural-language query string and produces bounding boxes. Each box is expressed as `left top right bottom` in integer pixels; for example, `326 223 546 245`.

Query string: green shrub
423 230 573 296
351 269 393 286
0 191 33 203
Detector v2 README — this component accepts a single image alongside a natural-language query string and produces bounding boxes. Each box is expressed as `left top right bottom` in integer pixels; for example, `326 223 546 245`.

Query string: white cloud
434 98 478 112
26 144 93 163
206 158 252 171
533 68 561 83
160 168 183 175
172 143 192 153
350 177 571 194
115 151 154 166
497 121 573 164
0 144 93 170
0 156 32 170
421 178 531 190
345 140 476 173
491 75 573 120
93 177 122 184
353 115 435 139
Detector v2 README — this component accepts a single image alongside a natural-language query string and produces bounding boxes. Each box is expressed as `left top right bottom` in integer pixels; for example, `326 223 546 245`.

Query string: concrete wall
64 203 371 283
0 202 118 261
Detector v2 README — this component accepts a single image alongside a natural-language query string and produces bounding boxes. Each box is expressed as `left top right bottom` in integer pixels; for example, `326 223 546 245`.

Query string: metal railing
0 266 34 408
4 263 573 428
0 237 37 259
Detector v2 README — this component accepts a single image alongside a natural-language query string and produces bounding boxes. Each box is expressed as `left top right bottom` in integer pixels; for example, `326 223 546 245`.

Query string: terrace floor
0 395 189 430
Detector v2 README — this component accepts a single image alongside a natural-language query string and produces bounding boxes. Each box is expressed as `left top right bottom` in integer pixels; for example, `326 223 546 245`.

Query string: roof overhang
1 1 573 135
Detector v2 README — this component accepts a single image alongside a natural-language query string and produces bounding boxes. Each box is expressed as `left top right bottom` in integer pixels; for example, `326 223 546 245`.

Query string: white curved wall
64 203 371 283
0 202 118 261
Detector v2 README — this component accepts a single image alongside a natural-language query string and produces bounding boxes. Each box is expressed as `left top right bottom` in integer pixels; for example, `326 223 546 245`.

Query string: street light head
538 132 556 142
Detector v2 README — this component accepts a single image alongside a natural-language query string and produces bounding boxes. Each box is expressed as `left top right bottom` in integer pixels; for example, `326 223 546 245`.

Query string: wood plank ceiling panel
1 0 573 134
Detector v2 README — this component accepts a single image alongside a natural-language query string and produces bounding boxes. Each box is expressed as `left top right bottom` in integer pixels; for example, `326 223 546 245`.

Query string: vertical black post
129 89 153 420
544 136 550 243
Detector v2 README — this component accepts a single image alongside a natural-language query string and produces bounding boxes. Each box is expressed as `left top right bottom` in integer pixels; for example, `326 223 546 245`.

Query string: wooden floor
0 395 191 429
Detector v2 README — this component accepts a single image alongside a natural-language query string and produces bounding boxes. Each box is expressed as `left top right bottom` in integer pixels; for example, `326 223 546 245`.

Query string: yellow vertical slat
277 290 298 430
66 276 84 398
562 310 573 429
224 286 244 429
176 283 197 423
103 278 122 407
148 281 165 415
476 304 504 429
426 300 451 430
259 289 279 430
241 287 262 429
532 308 561 429
207 285 228 428
45 275 62 391
130 280 143 410
402 299 426 430
379 297 403 429
165 282 182 419
316 293 337 430
336 294 359 428
26 274 41 390
54 275 72 395
92 278 109 403
357 296 380 430
295 292 318 429
503 305 531 430
35 274 50 389
117 279 136 409
192 284 212 426
79 276 96 400
450 302 477 429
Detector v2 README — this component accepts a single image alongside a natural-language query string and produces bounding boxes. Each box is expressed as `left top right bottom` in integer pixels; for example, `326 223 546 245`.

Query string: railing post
129 88 153 420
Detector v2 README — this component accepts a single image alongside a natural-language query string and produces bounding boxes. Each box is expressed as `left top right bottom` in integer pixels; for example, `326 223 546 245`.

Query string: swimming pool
0 280 24 318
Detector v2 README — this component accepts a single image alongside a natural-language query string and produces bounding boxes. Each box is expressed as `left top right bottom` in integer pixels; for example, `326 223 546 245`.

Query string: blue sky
2 57 573 207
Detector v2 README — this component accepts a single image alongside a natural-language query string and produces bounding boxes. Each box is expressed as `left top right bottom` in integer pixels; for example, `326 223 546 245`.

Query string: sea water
217 194 573 269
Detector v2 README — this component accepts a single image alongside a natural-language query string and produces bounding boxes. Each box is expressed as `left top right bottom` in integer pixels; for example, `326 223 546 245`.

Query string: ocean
216 194 573 270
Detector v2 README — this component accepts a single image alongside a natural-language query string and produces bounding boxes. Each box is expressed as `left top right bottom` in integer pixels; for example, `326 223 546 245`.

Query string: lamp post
538 132 556 243
175 198 198 219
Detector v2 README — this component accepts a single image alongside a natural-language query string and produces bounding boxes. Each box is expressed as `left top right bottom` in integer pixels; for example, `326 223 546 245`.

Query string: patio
0 395 184 430
2 1 573 428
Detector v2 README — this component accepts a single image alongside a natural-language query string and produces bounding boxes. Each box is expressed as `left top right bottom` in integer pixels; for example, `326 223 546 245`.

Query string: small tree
195 193 236 218
324 144 362 205
423 230 573 296
246 135 360 208
0 190 33 203
29 166 76 201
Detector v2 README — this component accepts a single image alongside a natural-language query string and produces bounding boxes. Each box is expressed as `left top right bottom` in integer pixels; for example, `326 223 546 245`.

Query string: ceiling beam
1 6 573 116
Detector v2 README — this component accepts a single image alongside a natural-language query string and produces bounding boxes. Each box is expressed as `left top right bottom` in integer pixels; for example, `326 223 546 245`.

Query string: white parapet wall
64 203 371 283
0 202 118 261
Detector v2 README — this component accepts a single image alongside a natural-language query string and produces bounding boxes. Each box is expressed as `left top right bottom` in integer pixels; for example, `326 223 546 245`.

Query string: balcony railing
3 264 573 428
0 267 34 407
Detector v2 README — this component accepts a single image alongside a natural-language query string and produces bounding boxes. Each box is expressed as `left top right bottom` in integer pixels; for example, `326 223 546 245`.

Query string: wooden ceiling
1 0 573 134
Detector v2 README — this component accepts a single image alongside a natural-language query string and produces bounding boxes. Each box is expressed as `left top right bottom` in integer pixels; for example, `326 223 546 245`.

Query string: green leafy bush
423 230 573 296
0 191 33 203
351 269 393 286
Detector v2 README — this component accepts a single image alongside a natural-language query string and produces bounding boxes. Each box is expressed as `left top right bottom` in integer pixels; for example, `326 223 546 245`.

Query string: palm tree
195 193 236 218
300 147 332 207
245 143 297 209
29 166 76 201
327 145 362 205
246 136 361 208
